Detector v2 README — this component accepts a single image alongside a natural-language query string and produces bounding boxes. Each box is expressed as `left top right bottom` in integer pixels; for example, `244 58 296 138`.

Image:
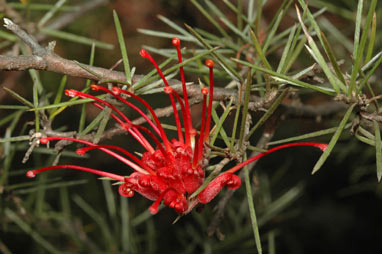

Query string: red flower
27 38 328 215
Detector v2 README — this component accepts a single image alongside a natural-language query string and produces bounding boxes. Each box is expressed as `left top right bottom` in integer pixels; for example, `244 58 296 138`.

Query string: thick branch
0 55 46 70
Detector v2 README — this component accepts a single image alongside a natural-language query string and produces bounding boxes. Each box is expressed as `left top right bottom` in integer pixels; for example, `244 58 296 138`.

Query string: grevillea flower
27 38 328 215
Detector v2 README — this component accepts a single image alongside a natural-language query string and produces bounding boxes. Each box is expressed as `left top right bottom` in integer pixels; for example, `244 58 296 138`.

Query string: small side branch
3 18 46 56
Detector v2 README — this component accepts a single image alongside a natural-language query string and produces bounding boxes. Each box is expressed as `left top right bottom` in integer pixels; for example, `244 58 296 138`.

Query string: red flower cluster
27 38 327 214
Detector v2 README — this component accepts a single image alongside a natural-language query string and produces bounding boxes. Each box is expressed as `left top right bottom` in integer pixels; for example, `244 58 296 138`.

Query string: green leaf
8 2 78 11
28 69 42 132
102 180 117 222
222 0 256 32
277 24 296 74
374 121 382 181
157 14 192 38
78 110 106 138
357 52 382 92
53 75 67 106
297 0 328 55
190 0 229 38
230 85 242 151
2 87 34 108
355 132 375 147
194 27 239 50
353 0 364 59
113 10 132 84
0 110 21 186
359 126 376 140
265 0 293 36
185 24 243 82
137 29 195 42
219 16 249 43
262 9 284 52
268 123 352 145
50 83 93 119
232 58 336 96
246 89 288 140
238 72 253 148
93 107 112 144
31 95 104 111
312 104 356 174
5 209 61 254
0 110 25 128
295 5 345 94
74 60 102 79
14 178 88 194
320 31 346 85
73 195 114 248
244 156 262 254
79 43 96 132
38 0 66 27
349 0 377 95
250 29 272 70
120 197 133 252
308 0 354 20
131 206 158 227
40 28 114 50
259 184 303 226
49 75 67 120
210 99 233 146
0 105 28 110
0 30 17 41
0 135 30 143
365 12 377 64
319 17 353 53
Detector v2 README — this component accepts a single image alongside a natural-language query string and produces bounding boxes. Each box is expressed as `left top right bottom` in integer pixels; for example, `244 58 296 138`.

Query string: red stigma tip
40 138 49 144
112 87 121 95
172 37 180 47
201 88 209 95
76 149 85 156
318 144 328 151
91 84 99 91
65 89 78 97
205 59 214 68
164 87 173 94
190 129 197 136
149 205 159 214
140 49 149 58
26 171 36 178
121 123 131 130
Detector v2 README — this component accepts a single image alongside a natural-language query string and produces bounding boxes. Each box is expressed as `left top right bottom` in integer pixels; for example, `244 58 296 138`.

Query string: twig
3 18 46 55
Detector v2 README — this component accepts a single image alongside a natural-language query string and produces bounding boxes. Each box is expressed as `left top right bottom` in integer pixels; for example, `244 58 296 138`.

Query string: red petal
197 173 241 204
